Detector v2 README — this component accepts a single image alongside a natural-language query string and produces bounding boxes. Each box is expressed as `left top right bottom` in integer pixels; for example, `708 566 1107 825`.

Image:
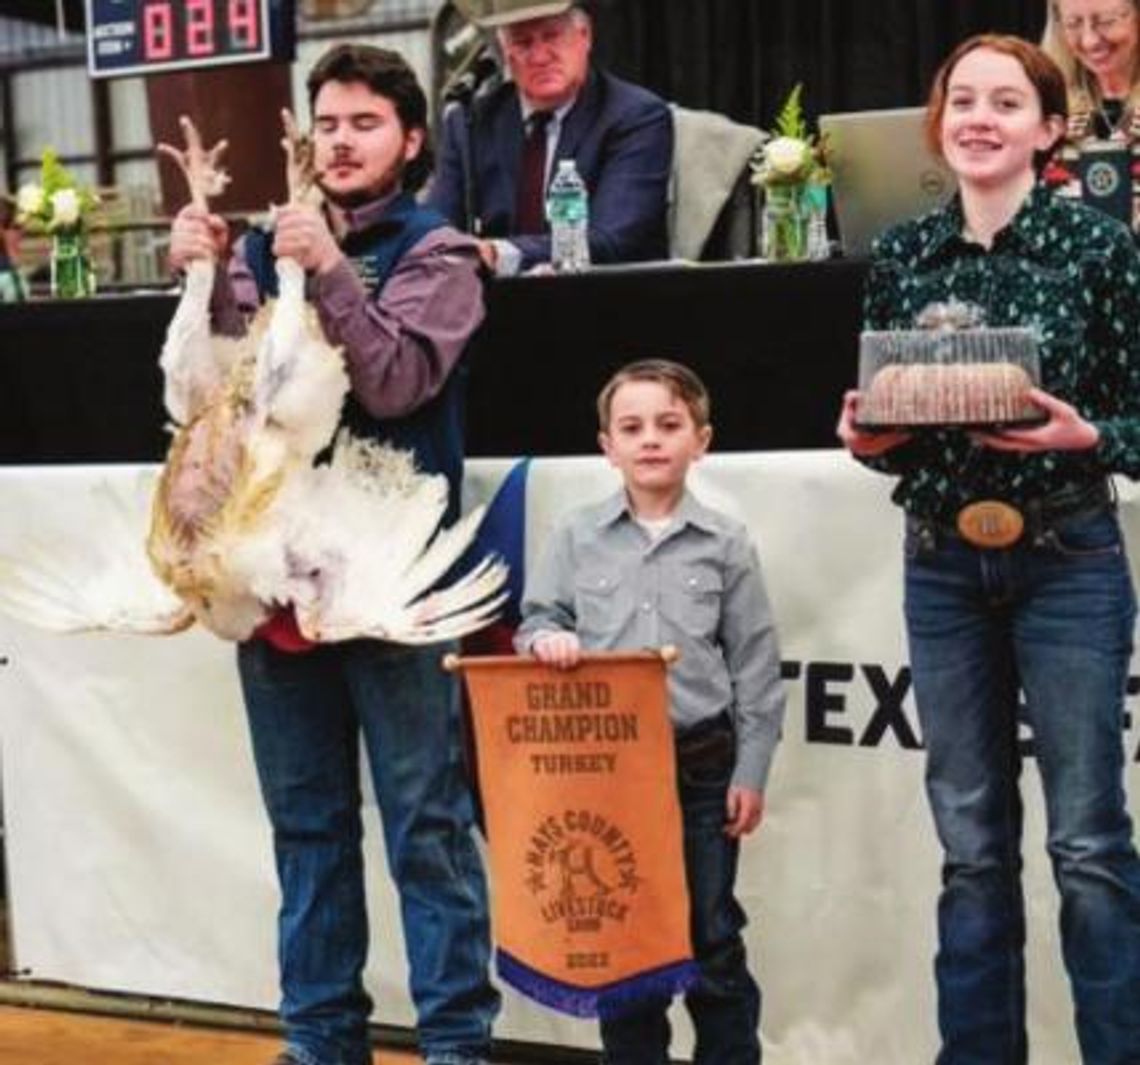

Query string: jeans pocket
238 638 319 690
904 520 935 561
677 720 735 789
1040 509 1123 559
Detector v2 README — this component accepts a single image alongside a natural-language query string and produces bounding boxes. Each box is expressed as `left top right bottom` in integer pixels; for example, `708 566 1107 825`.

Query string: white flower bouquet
751 85 831 260
16 149 99 297
751 84 830 190
16 149 99 234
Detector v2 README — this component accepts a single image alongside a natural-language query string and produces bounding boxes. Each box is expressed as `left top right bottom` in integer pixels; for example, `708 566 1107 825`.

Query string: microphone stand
441 46 500 237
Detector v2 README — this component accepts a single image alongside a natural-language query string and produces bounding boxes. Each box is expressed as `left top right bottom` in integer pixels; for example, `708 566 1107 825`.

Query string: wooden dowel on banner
442 647 680 673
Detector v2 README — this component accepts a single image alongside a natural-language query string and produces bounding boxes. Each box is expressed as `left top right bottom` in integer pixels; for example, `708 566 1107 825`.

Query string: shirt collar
335 186 404 235
595 488 719 535
917 181 1052 265
519 94 578 129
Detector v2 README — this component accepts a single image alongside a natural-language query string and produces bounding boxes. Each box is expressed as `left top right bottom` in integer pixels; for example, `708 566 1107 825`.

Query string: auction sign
86 0 289 78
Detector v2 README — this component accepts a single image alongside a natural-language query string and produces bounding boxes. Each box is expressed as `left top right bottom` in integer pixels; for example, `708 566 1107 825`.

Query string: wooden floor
0 1006 420 1064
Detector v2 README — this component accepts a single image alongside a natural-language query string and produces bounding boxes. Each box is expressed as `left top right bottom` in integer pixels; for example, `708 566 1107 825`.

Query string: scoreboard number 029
142 0 262 60
86 0 289 78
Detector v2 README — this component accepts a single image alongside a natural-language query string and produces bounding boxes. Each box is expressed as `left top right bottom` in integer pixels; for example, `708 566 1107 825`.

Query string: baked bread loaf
856 325 1043 428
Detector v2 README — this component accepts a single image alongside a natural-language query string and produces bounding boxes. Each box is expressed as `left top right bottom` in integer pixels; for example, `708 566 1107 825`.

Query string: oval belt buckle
956 500 1025 549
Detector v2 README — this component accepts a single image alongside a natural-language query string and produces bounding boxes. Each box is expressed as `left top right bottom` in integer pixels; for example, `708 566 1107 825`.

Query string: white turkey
0 115 506 646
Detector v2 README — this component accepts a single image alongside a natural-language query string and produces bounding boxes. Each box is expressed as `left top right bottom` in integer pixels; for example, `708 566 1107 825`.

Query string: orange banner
454 652 696 1017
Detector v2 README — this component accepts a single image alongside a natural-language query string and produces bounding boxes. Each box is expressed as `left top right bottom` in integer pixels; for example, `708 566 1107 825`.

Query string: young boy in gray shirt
515 358 784 1064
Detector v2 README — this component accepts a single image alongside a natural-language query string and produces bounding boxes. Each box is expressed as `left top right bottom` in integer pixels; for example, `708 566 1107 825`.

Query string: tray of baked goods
854 302 1047 431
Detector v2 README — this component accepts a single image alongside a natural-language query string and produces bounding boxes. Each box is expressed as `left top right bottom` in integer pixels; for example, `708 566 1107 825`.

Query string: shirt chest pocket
660 562 723 635
574 569 623 642
991 260 1084 383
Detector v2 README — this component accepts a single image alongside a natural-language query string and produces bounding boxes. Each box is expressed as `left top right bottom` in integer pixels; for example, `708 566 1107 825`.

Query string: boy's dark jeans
600 714 762 1064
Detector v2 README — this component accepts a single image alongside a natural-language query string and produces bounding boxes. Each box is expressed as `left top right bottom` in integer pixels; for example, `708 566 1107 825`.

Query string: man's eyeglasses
1059 6 1136 36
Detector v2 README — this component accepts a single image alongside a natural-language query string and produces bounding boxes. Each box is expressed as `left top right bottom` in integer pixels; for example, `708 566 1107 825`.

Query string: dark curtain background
588 1 1047 128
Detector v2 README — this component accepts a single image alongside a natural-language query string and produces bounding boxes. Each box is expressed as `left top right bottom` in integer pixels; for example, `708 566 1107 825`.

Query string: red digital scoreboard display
87 0 283 78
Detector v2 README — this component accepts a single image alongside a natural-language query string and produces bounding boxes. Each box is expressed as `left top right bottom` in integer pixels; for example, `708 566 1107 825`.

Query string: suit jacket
429 67 673 270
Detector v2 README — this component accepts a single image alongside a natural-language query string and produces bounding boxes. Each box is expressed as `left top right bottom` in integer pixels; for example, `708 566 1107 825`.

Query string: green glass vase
761 184 808 262
50 229 96 299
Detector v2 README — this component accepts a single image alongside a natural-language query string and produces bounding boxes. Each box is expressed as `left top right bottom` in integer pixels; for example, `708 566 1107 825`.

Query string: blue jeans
238 638 499 1065
600 717 761 1064
904 507 1140 1065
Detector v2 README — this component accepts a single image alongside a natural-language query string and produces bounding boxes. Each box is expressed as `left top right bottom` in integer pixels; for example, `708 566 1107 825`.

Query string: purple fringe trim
496 949 699 1019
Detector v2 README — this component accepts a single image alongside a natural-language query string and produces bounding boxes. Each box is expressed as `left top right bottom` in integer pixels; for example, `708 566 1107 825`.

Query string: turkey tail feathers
0 476 194 636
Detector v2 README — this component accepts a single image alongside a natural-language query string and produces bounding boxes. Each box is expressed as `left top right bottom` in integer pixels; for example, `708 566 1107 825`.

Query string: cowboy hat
454 0 578 29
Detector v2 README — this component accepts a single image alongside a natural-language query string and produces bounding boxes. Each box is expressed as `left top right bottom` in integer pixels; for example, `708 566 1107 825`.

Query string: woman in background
1042 0 1140 229
838 34 1140 1065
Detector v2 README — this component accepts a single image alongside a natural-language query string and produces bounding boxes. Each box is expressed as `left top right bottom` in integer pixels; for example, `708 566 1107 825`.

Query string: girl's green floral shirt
861 183 1140 522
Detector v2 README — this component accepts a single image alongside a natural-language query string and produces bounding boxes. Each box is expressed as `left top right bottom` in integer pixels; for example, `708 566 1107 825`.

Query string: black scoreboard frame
86 0 294 79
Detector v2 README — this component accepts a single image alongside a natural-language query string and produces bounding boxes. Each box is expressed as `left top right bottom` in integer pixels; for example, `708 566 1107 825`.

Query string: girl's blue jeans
904 506 1140 1065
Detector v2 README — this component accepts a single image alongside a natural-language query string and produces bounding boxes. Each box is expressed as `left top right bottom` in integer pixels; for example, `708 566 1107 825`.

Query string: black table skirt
0 259 868 464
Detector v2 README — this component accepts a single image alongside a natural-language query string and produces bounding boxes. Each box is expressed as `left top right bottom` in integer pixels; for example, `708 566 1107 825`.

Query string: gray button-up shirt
516 489 785 791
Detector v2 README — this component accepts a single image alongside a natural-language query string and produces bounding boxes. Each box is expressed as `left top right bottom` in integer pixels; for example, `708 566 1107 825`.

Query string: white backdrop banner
1 452 1138 1064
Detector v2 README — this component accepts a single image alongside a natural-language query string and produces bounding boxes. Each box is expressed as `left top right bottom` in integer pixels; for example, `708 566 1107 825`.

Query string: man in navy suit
430 0 673 274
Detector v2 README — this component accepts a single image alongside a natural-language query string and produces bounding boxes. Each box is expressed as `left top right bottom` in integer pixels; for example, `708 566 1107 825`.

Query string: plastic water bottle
805 207 830 260
803 181 831 260
546 159 590 273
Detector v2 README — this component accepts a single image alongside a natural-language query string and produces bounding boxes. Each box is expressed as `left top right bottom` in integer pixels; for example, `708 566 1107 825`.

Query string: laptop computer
819 107 957 257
